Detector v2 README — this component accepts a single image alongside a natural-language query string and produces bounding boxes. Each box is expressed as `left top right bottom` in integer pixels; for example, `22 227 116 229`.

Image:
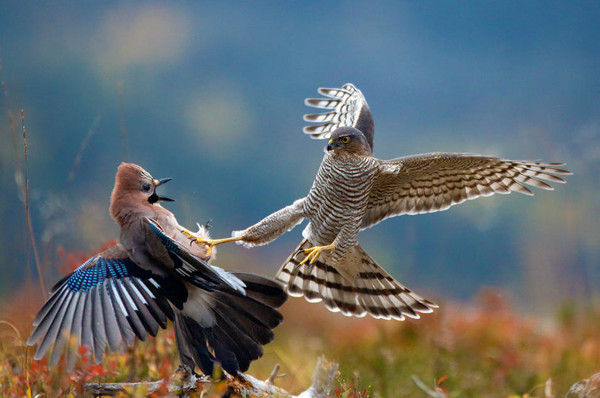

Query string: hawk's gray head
326 127 373 156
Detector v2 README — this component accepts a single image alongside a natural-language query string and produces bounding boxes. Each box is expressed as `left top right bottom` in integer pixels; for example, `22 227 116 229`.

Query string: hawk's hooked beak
326 138 335 151
150 177 174 203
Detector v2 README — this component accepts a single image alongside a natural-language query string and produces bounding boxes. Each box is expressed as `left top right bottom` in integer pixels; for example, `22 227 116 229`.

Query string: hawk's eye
141 183 152 193
340 136 350 144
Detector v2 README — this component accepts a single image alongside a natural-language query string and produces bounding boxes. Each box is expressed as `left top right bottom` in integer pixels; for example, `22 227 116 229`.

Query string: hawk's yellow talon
181 230 242 255
297 243 335 266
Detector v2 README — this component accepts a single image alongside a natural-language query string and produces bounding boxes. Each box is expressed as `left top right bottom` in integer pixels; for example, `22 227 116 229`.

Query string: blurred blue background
0 2 598 315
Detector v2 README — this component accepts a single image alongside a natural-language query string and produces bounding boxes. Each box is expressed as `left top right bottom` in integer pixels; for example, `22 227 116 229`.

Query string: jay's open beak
155 177 173 186
150 178 174 203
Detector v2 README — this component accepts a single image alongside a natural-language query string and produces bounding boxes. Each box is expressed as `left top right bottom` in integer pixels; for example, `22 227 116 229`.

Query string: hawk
186 84 571 321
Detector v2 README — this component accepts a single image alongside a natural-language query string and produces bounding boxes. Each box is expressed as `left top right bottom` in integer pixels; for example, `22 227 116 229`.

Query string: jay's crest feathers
110 162 174 226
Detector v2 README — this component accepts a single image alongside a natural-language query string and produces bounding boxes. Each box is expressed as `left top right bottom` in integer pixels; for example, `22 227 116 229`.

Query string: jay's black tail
174 272 287 376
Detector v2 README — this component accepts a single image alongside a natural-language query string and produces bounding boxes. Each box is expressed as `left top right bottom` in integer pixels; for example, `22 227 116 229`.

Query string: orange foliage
2 245 600 396
56 239 119 274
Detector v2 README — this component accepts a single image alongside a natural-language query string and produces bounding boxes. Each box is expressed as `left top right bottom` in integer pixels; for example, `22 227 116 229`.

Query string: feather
361 154 571 229
131 278 168 328
277 242 436 321
122 279 160 336
211 312 262 372
100 284 123 352
27 285 70 346
203 327 239 375
175 313 215 375
231 273 287 308
303 83 374 150
32 284 68 328
91 286 108 362
220 299 276 344
80 289 94 359
66 291 86 370
112 279 147 341
35 291 75 362
49 291 79 367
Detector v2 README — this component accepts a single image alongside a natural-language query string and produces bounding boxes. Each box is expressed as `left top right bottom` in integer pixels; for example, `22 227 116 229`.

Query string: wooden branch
566 372 600 398
85 364 208 397
85 356 338 397
296 356 338 398
267 363 282 384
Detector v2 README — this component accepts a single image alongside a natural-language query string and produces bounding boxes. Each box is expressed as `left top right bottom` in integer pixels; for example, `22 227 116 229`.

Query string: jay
27 162 287 375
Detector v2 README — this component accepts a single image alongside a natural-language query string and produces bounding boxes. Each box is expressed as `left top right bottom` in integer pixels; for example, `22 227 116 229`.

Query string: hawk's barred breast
302 152 378 248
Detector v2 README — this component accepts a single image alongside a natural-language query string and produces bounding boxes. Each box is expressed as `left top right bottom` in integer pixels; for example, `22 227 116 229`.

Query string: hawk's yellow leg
297 243 335 266
181 230 242 257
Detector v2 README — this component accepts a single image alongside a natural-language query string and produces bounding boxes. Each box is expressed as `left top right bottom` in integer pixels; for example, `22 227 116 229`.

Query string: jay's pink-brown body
27 163 287 376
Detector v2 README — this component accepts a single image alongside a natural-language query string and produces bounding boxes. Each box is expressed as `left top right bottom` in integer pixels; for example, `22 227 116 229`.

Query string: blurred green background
0 2 598 319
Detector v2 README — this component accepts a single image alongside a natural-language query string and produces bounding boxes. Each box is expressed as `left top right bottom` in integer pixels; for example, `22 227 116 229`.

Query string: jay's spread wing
145 218 246 293
27 243 187 369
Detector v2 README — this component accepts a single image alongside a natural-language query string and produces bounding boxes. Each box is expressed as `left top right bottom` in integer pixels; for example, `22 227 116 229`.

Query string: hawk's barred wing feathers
304 83 375 150
362 153 571 229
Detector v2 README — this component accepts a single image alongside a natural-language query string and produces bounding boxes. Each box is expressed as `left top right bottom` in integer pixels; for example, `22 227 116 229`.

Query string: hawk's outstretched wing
362 152 571 229
304 83 375 150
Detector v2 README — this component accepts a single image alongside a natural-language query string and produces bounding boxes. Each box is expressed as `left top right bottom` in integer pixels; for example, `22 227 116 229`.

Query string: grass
270 291 600 397
1 277 600 397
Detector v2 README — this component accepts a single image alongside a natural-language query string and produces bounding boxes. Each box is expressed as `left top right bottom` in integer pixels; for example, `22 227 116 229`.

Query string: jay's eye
340 136 350 144
141 183 152 192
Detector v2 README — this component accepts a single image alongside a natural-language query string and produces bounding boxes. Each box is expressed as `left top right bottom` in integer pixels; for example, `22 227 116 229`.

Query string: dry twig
85 356 338 398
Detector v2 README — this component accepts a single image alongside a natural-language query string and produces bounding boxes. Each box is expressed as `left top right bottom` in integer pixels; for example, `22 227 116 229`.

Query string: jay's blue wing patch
67 257 135 291
27 243 187 370
145 218 246 293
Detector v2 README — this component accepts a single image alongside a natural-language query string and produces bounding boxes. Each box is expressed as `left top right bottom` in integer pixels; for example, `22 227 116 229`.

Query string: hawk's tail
276 239 437 321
